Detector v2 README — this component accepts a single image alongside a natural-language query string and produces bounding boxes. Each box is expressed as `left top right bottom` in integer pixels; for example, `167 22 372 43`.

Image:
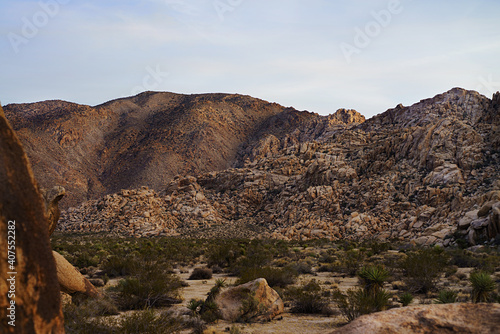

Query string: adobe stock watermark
475 74 500 96
340 0 403 64
131 65 169 96
7 0 71 54
213 0 245 21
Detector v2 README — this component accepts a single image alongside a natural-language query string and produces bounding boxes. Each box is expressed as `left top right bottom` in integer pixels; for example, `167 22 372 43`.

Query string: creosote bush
111 260 183 310
237 266 297 288
188 267 213 280
286 280 332 315
400 247 449 293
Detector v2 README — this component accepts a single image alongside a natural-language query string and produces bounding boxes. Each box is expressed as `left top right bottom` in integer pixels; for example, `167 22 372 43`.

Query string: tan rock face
0 106 64 333
215 278 284 322
331 303 500 334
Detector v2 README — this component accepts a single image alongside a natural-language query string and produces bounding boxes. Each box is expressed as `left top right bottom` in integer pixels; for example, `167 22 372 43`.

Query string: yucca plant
399 292 414 306
469 271 496 303
358 265 390 295
434 289 457 304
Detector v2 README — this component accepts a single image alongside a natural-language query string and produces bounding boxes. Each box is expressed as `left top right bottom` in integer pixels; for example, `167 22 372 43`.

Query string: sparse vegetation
52 234 500 332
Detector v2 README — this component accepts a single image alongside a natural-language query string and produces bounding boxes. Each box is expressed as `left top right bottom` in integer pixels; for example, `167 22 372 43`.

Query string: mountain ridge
4 88 500 245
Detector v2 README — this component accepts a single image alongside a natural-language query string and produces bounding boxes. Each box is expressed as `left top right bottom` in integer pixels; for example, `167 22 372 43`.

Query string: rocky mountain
4 92 331 207
5 88 500 245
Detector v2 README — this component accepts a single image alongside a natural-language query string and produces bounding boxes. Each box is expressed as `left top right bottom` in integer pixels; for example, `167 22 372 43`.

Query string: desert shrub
188 279 226 324
206 241 242 268
237 290 264 322
333 287 391 321
286 280 332 315
289 261 314 275
469 271 496 303
434 289 458 304
448 249 481 268
400 248 449 293
112 260 183 310
237 266 297 288
317 264 336 272
189 267 213 280
63 297 119 334
120 309 183 334
319 248 337 263
231 241 274 275
228 325 243 334
363 240 391 255
74 251 100 268
399 292 414 306
341 249 365 276
102 254 138 277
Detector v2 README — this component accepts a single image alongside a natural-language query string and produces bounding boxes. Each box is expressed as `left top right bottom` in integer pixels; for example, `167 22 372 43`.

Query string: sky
1 0 499 119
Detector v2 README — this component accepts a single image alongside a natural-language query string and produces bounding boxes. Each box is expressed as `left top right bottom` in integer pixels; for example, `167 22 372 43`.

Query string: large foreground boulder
215 278 284 322
52 251 102 303
331 303 500 334
0 106 64 333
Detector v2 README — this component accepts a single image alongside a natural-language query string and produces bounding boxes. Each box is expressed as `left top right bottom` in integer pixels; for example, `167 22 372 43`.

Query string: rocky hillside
52 88 500 246
5 92 333 207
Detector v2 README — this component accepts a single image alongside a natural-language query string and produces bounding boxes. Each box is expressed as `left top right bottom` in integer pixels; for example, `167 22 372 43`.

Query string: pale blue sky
1 0 499 118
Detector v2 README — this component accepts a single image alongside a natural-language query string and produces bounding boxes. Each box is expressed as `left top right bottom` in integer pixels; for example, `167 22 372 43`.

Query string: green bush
333 287 391 321
112 260 183 310
102 255 138 278
400 248 449 293
120 309 183 334
399 292 413 306
289 261 314 275
63 297 120 333
342 249 365 276
188 267 213 280
286 280 332 315
207 241 242 268
469 271 496 303
434 289 458 304
237 266 297 288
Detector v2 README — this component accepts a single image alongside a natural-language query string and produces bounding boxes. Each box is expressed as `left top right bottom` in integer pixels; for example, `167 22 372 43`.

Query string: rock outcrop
0 106 64 333
331 303 500 334
215 278 284 322
4 93 316 208
42 186 66 236
52 251 102 303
